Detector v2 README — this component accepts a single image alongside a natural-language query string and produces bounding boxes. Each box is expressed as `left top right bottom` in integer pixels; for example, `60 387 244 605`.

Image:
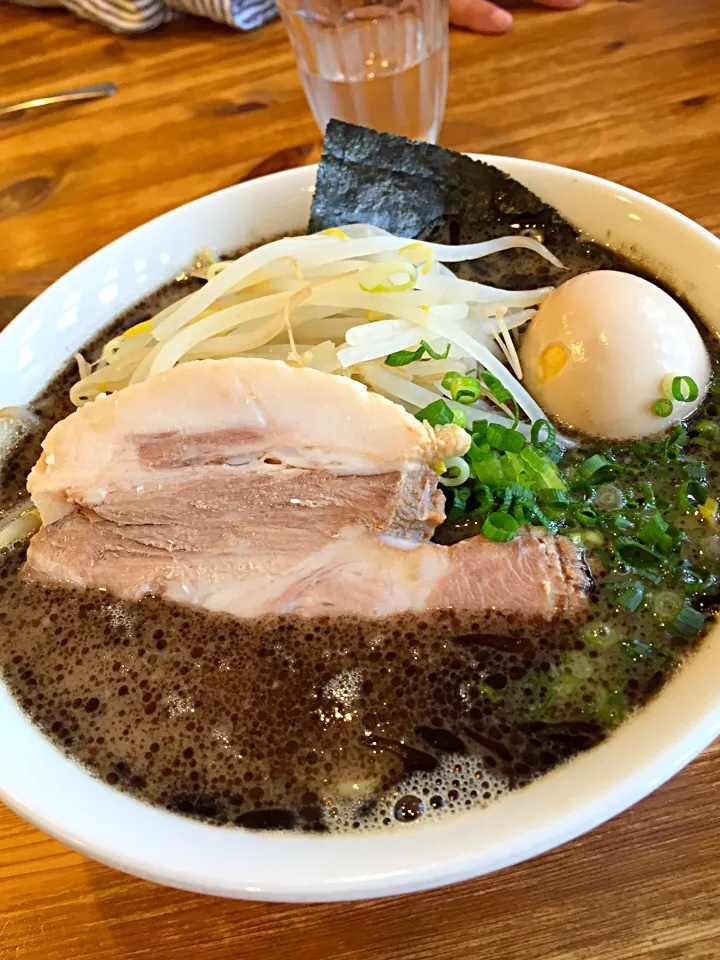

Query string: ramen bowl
1 158 719 901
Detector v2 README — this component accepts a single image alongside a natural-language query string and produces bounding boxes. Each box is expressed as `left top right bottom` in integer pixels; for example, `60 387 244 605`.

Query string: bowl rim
1 156 719 902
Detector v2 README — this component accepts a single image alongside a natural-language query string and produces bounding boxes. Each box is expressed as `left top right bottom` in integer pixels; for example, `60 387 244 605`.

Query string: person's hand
449 0 584 33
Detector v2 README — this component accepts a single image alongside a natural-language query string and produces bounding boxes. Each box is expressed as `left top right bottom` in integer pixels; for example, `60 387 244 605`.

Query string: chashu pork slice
26 358 589 622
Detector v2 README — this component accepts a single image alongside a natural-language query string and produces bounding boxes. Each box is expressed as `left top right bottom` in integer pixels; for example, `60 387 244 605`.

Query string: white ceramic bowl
1 159 719 902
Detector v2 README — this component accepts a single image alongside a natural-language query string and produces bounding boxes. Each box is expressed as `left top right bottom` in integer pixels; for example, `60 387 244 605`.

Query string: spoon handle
0 82 118 118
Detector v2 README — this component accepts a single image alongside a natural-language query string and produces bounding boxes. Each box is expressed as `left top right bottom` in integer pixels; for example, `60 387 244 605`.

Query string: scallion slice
614 537 665 569
519 447 567 491
414 398 455 427
678 479 708 511
574 505 601 527
474 485 495 514
618 581 645 612
671 375 699 403
471 419 489 444
438 456 471 487
450 486 471 515
593 483 625 512
652 398 673 418
481 511 519 542
472 452 505 486
538 489 570 506
651 590 685 621
666 424 688 452
479 370 512 405
503 482 535 506
683 458 708 483
637 511 670 550
578 454 609 481
486 423 526 454
678 562 716 596
453 409 468 429
386 340 450 367
480 371 520 426
441 372 483 405
531 419 556 449
670 604 706 637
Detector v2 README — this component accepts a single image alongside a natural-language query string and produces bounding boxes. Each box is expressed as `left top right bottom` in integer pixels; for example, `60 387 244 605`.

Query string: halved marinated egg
520 270 712 440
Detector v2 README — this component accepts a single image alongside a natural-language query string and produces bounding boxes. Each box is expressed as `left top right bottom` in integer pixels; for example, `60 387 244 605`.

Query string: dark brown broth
0 239 716 833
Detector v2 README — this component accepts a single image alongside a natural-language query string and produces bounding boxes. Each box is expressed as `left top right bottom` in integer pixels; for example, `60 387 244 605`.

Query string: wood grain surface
1 0 720 956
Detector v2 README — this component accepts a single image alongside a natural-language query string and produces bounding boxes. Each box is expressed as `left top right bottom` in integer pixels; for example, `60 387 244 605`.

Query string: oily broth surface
0 544 680 832
0 239 716 832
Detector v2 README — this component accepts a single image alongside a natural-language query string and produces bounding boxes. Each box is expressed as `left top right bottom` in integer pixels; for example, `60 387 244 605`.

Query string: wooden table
1 0 720 956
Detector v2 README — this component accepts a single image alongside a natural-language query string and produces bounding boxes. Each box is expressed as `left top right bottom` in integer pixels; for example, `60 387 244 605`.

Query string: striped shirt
11 0 277 33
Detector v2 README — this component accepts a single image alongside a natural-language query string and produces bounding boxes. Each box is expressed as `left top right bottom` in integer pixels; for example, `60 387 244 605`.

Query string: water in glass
277 0 449 143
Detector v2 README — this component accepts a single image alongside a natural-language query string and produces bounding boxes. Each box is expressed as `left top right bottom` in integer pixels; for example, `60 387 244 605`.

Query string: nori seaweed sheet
308 121 628 290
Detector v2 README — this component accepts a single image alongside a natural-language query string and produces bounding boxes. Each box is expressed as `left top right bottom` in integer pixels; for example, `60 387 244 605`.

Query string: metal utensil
0 82 117 119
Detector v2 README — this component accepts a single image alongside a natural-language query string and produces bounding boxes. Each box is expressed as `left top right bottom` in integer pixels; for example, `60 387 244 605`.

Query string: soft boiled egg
519 270 711 440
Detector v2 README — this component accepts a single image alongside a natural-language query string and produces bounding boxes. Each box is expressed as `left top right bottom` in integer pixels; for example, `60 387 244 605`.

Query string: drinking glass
276 0 449 143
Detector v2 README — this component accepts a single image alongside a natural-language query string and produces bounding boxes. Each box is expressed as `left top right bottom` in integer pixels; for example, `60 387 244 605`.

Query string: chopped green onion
637 511 672 551
386 340 450 367
652 398 673 418
678 479 708 511
651 590 685 621
612 514 634 532
441 372 483 405
627 567 664 585
678 561 716 596
415 398 457 427
471 451 504 486
519 447 567 491
449 486 471 516
669 604 706 637
454 410 467 429
481 511 519 542
614 537 665 569
593 484 625 512
538 489 570 506
439 456 471 487
631 441 653 460
513 503 528 524
574 505 601 527
471 420 489 445
634 482 656 506
473 485 495 514
479 370 511 405
544 443 564 465
618 581 645 612
668 425 688 445
486 423 525 453
578 454 609 481
480 371 519 426
531 419 556 449
683 458 708 483
671 375 699 403
502 482 534 506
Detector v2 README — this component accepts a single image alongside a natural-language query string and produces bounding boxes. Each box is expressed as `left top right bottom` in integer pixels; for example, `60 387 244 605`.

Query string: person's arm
449 0 584 33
